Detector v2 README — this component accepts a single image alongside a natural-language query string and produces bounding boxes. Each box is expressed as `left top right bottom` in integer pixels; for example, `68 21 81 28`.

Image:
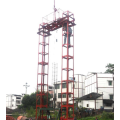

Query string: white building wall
74 75 85 97
78 96 103 109
82 73 114 110
6 94 23 109
98 88 113 99
85 74 97 95
78 100 95 108
55 82 74 103
104 104 114 110
54 74 85 107
97 74 114 100
96 99 103 109
38 85 54 92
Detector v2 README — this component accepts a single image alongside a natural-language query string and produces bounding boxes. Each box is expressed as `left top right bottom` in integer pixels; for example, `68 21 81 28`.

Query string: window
62 94 66 98
58 93 61 98
62 83 66 88
87 104 89 107
69 77 75 81
104 103 112 107
110 95 113 100
16 97 21 99
58 93 71 98
55 84 60 89
63 102 66 105
108 81 112 86
16 100 20 104
49 86 52 89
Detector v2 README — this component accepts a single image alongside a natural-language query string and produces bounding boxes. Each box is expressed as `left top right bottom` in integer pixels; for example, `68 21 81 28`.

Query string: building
38 85 54 92
6 85 54 109
53 74 85 108
6 94 25 109
78 73 114 111
53 72 114 111
37 85 54 107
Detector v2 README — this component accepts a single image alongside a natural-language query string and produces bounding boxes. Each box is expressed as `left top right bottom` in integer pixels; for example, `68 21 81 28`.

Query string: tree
21 92 52 109
22 94 31 108
26 106 36 118
105 63 114 74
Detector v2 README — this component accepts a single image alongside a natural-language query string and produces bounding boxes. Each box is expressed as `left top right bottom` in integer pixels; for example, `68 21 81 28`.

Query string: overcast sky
0 0 119 96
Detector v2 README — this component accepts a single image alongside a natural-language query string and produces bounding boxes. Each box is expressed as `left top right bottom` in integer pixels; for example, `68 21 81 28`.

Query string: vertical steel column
47 36 49 107
78 75 79 98
61 11 75 120
36 24 40 119
96 73 98 93
72 12 74 119
36 23 49 120
66 15 69 119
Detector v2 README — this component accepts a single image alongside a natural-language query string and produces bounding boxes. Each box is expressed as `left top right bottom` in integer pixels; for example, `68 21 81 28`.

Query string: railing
42 8 64 24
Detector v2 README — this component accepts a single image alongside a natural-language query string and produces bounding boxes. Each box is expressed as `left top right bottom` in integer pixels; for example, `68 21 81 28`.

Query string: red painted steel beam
36 23 49 120
36 11 75 120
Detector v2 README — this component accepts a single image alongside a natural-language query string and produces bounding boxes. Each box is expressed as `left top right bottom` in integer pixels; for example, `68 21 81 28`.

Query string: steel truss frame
36 11 76 120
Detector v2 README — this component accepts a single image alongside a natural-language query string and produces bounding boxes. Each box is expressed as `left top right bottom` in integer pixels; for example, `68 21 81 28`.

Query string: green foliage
53 110 59 118
22 94 31 108
105 63 114 74
102 111 114 119
21 92 52 109
78 107 86 111
12 112 19 119
77 111 114 120
26 106 36 118
29 93 36 108
18 104 24 109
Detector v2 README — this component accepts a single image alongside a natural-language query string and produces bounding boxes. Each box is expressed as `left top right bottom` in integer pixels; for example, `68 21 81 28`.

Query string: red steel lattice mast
36 10 76 120
61 11 75 120
36 23 50 120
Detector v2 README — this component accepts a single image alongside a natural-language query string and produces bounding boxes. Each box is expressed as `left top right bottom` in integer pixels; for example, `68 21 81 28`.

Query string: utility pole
54 0 57 21
23 83 30 94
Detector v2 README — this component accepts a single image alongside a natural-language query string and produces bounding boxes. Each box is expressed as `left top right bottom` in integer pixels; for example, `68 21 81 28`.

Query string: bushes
21 92 52 109
102 111 114 119
76 111 114 120
12 112 19 119
26 106 36 118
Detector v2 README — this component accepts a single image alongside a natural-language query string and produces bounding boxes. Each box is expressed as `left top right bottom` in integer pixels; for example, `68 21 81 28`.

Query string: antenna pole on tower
54 0 57 21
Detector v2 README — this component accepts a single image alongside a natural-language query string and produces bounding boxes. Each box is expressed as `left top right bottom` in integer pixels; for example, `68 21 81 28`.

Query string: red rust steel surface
36 22 49 120
36 10 75 120
60 11 75 120
6 116 15 120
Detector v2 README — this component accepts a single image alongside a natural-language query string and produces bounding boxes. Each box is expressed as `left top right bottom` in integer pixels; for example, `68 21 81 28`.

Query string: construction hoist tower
36 7 76 120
